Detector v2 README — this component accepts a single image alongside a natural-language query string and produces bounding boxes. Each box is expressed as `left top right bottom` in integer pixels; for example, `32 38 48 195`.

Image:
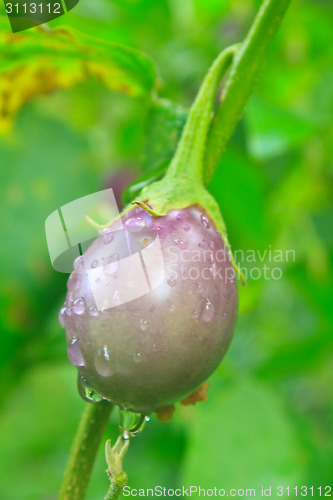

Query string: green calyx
123 44 240 257
132 177 228 247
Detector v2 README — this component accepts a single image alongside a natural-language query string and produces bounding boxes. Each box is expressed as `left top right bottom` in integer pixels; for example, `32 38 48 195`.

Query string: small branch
204 0 292 183
59 400 114 500
104 436 130 500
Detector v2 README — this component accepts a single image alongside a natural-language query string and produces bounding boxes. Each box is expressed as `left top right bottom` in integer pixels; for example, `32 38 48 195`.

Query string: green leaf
121 98 187 205
0 20 156 134
122 161 168 206
0 363 85 499
181 378 304 494
141 98 188 174
245 95 315 160
208 146 269 249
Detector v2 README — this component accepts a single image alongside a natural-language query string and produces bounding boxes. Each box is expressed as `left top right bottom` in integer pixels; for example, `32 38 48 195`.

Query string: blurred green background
0 0 332 498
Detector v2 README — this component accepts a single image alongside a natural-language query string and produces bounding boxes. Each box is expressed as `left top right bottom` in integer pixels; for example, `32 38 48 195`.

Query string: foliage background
0 0 332 498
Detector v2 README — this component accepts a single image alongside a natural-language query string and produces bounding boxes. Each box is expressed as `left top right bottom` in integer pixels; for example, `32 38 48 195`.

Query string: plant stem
135 45 240 229
59 400 114 500
165 44 239 183
105 480 126 500
204 0 292 183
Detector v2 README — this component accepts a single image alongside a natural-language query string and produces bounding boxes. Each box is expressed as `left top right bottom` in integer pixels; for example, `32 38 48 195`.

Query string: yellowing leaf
0 21 156 134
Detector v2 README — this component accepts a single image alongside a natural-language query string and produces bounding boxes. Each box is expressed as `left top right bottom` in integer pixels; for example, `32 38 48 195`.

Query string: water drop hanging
77 374 103 403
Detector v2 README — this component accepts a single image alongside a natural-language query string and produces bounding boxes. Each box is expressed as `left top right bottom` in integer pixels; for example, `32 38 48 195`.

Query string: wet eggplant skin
61 206 238 414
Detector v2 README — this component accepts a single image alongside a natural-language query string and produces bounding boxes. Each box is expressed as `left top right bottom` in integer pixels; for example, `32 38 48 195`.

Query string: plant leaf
0 20 156 134
180 377 303 493
141 98 188 174
120 98 188 205
245 95 315 160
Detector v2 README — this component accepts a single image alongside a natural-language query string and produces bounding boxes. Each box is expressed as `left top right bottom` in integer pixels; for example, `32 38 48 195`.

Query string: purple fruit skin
62 206 238 414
